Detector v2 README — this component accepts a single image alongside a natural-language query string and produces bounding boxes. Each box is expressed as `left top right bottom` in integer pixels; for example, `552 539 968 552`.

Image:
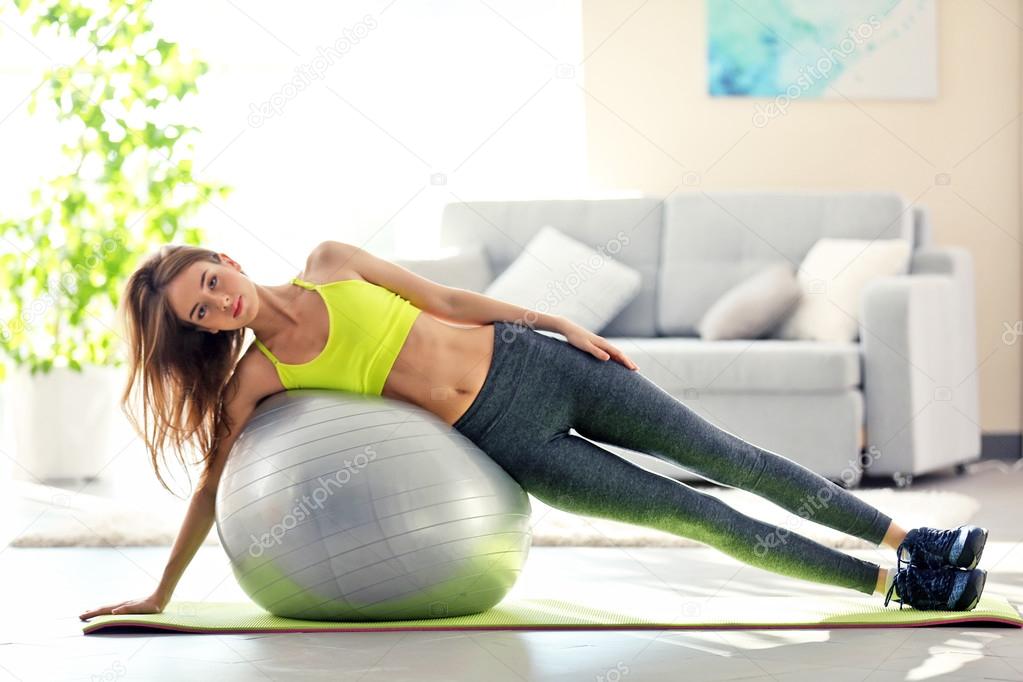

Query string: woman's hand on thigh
560 320 638 370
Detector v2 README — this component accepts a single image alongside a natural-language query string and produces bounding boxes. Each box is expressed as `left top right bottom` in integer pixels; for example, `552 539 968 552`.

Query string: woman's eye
197 275 217 321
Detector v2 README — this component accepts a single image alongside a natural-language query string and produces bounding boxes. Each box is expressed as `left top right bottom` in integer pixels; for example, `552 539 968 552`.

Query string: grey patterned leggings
452 321 892 595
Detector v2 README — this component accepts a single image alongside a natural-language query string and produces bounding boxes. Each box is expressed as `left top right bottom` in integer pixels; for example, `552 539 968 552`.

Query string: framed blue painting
707 0 938 99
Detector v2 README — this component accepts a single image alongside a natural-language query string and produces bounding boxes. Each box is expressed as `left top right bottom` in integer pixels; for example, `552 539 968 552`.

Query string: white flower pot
7 364 121 482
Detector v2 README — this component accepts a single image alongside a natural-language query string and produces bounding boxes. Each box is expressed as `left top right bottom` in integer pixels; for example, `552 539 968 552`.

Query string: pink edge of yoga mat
83 617 1023 635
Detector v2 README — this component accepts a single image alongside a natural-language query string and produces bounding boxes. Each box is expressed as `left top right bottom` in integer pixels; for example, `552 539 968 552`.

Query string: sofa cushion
697 263 801 340
658 191 912 336
393 244 493 292
484 225 642 332
609 337 861 392
439 198 663 336
772 237 911 342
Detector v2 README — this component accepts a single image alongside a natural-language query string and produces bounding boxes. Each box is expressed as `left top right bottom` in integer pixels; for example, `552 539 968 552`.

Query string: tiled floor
2 463 1021 682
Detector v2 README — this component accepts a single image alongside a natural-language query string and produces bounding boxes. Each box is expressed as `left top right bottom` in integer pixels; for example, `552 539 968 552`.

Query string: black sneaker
898 525 988 570
884 563 987 611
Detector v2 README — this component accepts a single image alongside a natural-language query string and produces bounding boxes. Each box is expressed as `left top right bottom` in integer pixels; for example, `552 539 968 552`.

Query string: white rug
5 479 979 550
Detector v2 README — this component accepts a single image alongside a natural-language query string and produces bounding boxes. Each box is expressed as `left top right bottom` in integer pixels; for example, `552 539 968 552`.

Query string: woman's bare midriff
268 260 496 426
381 314 495 427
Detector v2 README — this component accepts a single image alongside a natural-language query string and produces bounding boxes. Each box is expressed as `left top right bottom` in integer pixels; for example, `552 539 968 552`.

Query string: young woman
80 241 989 621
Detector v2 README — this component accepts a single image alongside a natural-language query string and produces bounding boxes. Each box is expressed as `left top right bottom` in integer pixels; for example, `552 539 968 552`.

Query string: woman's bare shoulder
300 244 367 285
233 345 286 403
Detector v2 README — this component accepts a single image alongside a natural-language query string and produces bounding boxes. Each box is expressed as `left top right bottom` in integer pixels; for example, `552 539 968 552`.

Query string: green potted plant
0 0 229 481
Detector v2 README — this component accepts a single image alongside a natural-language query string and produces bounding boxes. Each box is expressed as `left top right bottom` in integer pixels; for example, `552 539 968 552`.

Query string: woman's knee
515 437 670 521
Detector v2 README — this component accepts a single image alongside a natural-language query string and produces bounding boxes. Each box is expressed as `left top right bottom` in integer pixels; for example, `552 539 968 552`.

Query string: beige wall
581 0 1022 434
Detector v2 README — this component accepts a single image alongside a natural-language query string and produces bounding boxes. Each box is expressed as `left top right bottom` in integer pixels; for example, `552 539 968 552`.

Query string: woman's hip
451 321 630 460
452 323 573 449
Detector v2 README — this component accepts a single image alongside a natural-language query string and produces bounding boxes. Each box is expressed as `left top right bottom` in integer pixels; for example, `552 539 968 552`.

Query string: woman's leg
513 431 883 595
545 335 894 547
459 324 885 596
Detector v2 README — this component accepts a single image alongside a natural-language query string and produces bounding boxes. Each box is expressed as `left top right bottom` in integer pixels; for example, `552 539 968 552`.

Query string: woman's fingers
80 599 143 620
112 599 146 614
593 339 638 370
569 328 638 370
114 596 164 617
80 603 120 620
616 352 638 370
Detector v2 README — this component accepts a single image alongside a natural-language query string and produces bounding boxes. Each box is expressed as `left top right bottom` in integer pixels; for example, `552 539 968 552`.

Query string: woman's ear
218 253 242 272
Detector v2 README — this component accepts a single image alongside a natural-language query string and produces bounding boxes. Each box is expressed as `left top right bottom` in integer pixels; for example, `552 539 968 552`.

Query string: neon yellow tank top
253 276 422 395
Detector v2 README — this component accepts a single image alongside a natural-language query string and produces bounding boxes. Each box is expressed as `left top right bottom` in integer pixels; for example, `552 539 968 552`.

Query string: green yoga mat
83 593 1022 634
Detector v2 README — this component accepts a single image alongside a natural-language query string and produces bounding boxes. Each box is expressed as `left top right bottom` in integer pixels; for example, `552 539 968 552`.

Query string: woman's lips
233 296 242 317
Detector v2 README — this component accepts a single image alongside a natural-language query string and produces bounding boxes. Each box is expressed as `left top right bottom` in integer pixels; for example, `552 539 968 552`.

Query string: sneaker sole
961 570 987 611
912 527 990 572
961 527 989 570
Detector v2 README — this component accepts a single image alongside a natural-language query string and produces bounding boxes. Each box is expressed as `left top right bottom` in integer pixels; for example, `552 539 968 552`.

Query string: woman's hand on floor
79 593 165 621
560 321 638 370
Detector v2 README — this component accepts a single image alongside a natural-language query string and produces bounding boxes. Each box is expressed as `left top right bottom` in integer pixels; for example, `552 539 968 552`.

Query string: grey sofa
431 191 981 488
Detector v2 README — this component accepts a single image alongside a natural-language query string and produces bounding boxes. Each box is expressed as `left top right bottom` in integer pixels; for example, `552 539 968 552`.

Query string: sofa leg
893 472 914 488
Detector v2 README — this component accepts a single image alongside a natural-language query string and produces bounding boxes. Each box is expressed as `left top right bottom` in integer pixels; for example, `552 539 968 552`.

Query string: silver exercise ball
214 389 532 622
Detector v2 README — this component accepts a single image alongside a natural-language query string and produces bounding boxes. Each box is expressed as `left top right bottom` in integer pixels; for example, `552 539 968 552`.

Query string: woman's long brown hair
117 245 248 498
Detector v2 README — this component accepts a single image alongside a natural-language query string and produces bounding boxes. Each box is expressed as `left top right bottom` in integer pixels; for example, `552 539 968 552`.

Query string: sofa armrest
910 244 972 278
859 246 981 478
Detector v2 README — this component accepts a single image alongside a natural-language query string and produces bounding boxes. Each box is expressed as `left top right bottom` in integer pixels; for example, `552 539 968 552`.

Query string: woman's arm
313 240 570 333
152 486 218 607
444 288 638 369
143 385 253 607
109 359 268 617
81 361 268 620
313 241 628 362
152 431 244 601
433 288 570 333
79 462 225 618
80 439 230 619
154 359 272 605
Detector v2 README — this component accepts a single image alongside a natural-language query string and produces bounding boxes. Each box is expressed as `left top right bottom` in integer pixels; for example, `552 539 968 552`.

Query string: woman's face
167 254 255 333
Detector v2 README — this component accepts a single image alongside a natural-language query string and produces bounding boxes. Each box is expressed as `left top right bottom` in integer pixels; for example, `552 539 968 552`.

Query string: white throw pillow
484 225 642 333
393 244 493 292
697 263 802 341
773 238 911 342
